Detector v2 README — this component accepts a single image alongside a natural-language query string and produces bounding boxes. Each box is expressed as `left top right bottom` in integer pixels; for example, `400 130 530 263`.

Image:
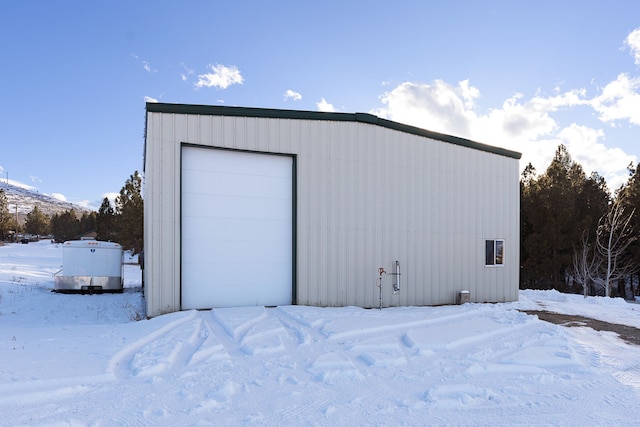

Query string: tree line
0 171 143 254
521 145 639 298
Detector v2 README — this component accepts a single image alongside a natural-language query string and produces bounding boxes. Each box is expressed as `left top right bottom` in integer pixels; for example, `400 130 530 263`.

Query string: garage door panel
183 239 291 264
185 149 291 176
183 262 291 285
181 146 293 309
183 195 291 222
182 218 291 242
182 281 290 308
182 262 291 307
184 173 291 199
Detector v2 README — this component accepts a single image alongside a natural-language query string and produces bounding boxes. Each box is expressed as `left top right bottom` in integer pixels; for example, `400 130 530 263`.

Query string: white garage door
181 146 293 309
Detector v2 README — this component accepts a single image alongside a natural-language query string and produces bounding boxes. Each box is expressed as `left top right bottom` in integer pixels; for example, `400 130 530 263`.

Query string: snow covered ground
1 241 639 426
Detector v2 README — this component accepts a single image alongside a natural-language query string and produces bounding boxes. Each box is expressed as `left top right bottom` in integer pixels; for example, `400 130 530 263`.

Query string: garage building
143 103 520 317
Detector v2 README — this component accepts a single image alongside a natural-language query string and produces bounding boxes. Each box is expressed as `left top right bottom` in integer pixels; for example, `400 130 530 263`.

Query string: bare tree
596 198 636 297
572 231 603 297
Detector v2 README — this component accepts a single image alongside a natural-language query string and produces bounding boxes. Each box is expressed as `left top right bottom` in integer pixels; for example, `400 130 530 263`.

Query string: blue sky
2 1 640 209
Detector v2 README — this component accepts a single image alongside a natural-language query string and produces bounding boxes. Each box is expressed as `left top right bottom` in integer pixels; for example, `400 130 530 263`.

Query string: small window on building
485 239 504 266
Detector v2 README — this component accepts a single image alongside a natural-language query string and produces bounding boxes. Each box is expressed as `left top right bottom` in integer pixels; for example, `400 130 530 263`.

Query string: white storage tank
54 240 124 293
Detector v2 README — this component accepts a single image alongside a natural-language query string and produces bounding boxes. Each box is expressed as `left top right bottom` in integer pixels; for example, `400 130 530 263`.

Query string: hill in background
0 181 92 225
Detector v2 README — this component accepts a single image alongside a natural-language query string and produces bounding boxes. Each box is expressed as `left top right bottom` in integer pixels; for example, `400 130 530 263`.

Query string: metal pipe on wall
393 260 400 294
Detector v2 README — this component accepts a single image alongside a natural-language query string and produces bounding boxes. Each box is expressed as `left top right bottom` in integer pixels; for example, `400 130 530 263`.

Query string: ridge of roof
145 102 521 160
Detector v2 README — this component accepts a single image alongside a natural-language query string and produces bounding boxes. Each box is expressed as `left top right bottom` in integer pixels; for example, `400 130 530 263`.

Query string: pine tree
24 205 49 236
79 211 96 235
96 197 116 241
50 209 80 243
115 171 144 253
0 189 16 238
520 145 610 291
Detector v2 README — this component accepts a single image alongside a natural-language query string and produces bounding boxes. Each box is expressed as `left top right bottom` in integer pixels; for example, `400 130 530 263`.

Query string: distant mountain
0 182 92 225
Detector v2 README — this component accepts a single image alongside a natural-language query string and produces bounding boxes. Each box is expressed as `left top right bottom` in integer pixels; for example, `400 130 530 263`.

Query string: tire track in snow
276 393 335 424
1 313 210 407
567 326 640 391
600 345 640 391
108 311 204 379
186 311 230 365
613 363 640 388
271 307 366 382
270 306 329 345
207 307 295 356
323 309 499 343
261 309 381 426
0 374 113 407
198 310 248 358
275 305 425 376
211 306 270 343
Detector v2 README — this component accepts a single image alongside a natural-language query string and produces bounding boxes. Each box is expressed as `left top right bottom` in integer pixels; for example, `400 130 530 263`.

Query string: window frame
485 239 505 267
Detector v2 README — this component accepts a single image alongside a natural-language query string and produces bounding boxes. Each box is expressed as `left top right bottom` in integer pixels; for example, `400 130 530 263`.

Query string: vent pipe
393 261 400 294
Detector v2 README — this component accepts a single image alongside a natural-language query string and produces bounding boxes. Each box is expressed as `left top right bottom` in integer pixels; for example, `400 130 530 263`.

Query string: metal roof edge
145 103 522 160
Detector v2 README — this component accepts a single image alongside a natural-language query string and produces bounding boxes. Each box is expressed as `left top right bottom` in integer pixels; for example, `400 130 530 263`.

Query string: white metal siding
144 111 520 317
144 113 181 315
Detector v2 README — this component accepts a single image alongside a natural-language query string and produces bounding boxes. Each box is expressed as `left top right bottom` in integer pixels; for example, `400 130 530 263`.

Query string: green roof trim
146 102 521 160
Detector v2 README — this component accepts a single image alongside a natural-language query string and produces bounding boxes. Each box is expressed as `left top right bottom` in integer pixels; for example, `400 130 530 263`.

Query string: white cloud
144 96 158 103
557 124 634 191
625 28 640 65
195 64 244 89
131 55 156 73
588 73 640 125
51 193 67 202
459 79 480 109
373 80 475 138
284 90 302 102
180 62 195 82
317 98 336 112
372 78 636 192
